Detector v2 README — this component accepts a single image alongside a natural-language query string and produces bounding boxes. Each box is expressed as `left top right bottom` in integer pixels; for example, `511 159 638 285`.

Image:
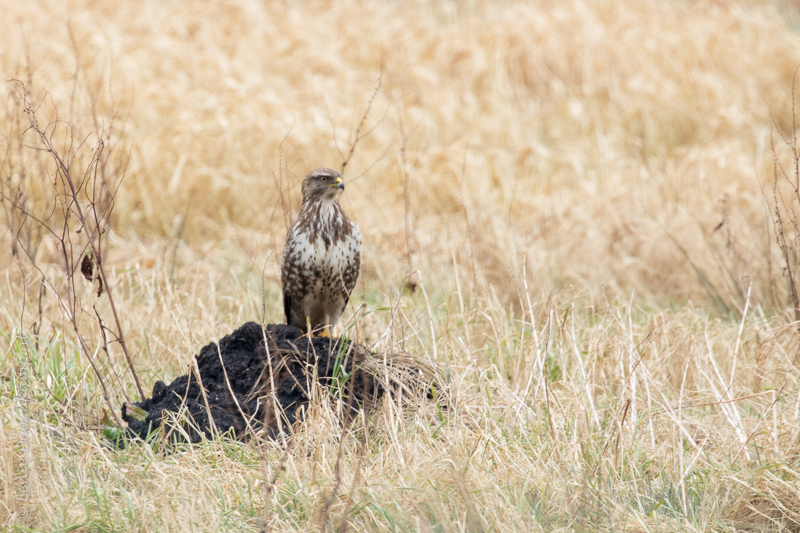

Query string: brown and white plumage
281 167 361 336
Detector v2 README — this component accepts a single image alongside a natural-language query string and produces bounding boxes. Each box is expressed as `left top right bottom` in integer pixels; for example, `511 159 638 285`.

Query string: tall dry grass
4 0 800 530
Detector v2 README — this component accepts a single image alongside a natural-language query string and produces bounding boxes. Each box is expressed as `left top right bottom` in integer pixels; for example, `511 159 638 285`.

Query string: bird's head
301 167 345 204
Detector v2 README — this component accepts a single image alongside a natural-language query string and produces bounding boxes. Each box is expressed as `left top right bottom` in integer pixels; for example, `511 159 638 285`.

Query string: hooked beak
335 176 344 190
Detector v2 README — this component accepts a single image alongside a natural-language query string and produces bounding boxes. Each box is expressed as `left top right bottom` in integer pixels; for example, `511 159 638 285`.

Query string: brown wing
281 222 312 329
339 225 362 312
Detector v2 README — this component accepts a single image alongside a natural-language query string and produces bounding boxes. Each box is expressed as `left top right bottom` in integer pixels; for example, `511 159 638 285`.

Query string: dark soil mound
121 322 381 443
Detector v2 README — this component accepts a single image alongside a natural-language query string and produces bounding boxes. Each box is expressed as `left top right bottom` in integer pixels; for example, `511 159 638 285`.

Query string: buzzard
281 167 362 337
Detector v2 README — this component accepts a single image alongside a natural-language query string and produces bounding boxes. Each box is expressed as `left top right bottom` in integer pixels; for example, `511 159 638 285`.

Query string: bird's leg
317 314 331 338
305 316 313 339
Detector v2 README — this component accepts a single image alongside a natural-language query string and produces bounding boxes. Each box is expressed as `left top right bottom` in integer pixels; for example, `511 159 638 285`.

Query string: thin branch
13 82 144 399
340 66 384 176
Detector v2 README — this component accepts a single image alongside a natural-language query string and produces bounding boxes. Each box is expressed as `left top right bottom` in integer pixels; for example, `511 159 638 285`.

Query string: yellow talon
318 326 331 338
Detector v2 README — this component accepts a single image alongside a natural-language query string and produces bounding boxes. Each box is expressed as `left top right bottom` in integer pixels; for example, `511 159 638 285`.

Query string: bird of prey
280 167 361 337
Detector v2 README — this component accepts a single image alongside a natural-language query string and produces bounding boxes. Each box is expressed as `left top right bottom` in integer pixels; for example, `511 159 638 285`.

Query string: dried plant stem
14 85 143 399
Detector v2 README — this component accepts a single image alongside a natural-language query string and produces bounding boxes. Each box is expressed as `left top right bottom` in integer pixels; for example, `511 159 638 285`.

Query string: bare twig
767 66 800 330
16 82 142 399
340 66 384 176
3 79 140 426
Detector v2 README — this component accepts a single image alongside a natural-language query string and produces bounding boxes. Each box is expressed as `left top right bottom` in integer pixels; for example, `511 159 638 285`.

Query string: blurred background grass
4 0 800 313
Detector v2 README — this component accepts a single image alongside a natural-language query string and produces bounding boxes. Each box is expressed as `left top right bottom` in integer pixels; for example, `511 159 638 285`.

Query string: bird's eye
320 176 327 182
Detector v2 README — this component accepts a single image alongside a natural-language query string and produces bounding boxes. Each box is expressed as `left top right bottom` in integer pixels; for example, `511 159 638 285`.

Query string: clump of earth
122 322 395 443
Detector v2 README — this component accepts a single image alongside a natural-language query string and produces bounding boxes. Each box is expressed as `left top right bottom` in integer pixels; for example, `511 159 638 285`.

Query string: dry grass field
4 0 800 530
